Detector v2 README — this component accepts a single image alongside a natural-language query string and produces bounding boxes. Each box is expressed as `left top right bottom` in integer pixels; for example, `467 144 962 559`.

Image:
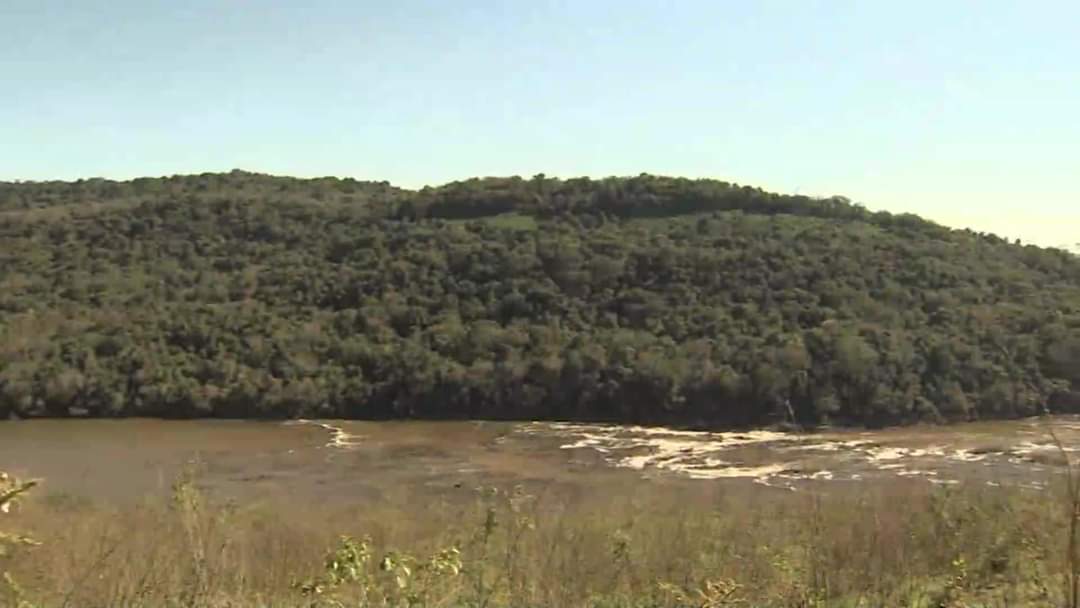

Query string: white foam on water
538 423 899 483
863 445 949 461
865 447 907 461
796 439 877 452
756 481 797 491
928 478 960 486
524 421 1077 489
288 419 364 449
682 462 791 481
896 469 938 478
949 449 987 462
1013 440 1080 455
772 469 835 483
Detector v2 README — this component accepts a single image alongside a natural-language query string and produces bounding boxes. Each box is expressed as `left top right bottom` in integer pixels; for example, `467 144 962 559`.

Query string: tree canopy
2 171 1079 427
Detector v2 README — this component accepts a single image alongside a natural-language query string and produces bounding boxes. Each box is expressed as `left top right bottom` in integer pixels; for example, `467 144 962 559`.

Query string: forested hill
2 171 1079 427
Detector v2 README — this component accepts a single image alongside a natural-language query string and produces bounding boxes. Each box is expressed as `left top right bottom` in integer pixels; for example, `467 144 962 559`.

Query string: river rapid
1 416 1076 504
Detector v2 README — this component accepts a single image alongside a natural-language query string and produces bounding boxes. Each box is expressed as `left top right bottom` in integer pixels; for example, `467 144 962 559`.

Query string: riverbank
3 466 1071 607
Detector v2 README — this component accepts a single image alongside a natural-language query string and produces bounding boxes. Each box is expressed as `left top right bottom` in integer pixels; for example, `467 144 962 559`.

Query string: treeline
1 171 1079 427
1 171 948 236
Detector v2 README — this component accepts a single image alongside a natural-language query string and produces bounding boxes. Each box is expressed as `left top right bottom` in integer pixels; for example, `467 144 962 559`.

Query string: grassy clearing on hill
445 212 539 231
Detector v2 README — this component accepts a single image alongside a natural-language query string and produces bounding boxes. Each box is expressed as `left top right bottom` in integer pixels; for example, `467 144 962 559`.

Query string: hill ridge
1 172 1078 426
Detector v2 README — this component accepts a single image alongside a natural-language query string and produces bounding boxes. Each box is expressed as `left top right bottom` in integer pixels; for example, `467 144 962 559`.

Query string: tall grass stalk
1048 424 1080 608
1 471 41 608
4 468 1074 607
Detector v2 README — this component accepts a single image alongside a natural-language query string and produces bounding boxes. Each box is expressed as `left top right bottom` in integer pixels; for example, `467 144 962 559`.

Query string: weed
3 465 1077 607
1 471 40 608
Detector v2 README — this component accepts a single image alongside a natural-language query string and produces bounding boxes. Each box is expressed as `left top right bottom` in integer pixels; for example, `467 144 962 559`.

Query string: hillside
1 171 1079 427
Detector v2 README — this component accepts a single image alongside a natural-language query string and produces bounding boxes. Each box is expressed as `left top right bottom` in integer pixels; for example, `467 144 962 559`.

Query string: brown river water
1 416 1078 504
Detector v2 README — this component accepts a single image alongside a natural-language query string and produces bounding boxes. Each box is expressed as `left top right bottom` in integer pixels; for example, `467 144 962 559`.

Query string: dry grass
1 464 1074 608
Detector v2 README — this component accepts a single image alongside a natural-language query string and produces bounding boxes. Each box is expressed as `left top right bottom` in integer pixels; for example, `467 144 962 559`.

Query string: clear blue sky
2 1 1077 246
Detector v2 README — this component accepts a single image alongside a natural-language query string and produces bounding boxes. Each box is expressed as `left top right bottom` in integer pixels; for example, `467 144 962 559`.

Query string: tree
0 171 1078 427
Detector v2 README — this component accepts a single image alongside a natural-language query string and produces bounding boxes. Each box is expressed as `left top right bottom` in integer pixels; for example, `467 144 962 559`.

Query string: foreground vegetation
0 464 1076 607
2 172 1080 427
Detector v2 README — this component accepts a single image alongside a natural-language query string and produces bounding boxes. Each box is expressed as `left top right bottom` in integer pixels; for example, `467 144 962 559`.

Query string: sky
1 1 1077 247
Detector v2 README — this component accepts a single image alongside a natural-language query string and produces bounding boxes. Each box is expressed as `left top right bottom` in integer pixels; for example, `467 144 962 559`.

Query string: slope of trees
1 171 1079 428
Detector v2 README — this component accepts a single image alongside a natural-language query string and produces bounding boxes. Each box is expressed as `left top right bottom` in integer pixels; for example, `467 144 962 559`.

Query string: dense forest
1 171 1079 428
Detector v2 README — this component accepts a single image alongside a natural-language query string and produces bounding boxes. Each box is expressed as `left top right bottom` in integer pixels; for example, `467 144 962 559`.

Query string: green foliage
1 472 40 608
2 171 1080 427
0 473 38 555
295 535 463 607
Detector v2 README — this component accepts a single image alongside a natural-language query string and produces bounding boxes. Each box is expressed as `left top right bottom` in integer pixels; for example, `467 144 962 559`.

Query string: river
1 416 1076 504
